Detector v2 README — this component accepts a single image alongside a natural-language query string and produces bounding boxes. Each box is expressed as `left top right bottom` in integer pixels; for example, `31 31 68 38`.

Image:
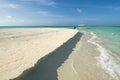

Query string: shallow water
78 26 120 80
0 26 74 29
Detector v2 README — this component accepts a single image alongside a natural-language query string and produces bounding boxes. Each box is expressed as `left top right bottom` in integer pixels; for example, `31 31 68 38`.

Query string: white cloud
8 4 19 8
6 16 12 19
39 0 56 6
38 10 64 17
0 15 25 26
77 8 82 13
0 19 25 26
21 0 56 6
0 3 19 9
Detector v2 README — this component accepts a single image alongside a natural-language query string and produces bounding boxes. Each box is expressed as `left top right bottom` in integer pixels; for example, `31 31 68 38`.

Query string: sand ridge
0 28 78 80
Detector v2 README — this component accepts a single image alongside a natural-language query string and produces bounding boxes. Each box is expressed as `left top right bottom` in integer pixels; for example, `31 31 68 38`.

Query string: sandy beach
57 32 111 80
11 30 111 80
0 28 78 80
0 28 112 80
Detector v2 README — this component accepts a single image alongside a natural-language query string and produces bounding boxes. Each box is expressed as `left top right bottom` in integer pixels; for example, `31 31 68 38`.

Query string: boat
78 24 86 27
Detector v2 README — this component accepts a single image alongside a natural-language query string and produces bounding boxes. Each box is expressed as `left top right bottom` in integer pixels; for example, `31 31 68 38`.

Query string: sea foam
88 32 120 80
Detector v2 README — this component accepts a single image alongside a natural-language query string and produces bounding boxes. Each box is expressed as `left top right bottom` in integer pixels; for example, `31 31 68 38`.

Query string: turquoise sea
78 26 120 80
0 26 73 29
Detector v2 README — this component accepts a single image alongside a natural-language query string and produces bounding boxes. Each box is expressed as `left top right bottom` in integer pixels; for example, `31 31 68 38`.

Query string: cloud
37 10 64 17
81 18 100 21
39 0 56 6
21 0 56 6
8 4 19 8
38 10 50 16
6 16 12 19
77 8 82 13
3 15 24 23
0 3 19 9
0 16 25 26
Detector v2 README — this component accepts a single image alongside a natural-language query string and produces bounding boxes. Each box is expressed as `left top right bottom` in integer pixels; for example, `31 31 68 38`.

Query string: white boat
78 24 86 27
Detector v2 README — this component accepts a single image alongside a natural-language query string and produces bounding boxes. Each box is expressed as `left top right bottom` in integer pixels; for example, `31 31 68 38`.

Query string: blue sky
0 0 120 26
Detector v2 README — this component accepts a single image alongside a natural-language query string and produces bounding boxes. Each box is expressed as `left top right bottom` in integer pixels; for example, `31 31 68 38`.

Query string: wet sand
57 32 111 80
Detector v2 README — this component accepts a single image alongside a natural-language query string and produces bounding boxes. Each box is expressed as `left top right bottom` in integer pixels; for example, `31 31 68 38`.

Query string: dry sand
57 32 111 80
13 31 112 80
0 28 78 80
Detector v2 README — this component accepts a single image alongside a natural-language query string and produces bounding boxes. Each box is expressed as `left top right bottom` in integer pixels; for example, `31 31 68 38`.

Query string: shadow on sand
13 32 82 80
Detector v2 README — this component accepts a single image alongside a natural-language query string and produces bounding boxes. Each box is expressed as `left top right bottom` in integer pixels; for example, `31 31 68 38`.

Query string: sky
0 0 120 26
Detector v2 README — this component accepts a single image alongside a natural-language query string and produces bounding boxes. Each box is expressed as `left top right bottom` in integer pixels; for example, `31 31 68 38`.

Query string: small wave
88 32 120 80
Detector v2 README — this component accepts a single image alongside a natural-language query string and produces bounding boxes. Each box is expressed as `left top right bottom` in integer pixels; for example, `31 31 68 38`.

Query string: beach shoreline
0 28 112 80
13 31 82 80
57 31 111 80
0 28 78 80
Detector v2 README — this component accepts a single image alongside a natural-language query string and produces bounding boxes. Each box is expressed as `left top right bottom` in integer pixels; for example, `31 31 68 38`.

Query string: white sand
0 28 78 80
57 32 110 80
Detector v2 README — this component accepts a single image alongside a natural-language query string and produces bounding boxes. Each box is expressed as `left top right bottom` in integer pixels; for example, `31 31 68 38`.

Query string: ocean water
78 26 120 80
0 26 74 29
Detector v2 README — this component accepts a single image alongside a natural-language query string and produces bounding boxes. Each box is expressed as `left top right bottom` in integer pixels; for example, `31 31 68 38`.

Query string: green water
78 26 120 80
0 26 74 29
78 26 120 55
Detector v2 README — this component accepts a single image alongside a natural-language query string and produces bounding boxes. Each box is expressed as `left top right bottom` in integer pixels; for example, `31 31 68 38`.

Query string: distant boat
78 24 86 27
